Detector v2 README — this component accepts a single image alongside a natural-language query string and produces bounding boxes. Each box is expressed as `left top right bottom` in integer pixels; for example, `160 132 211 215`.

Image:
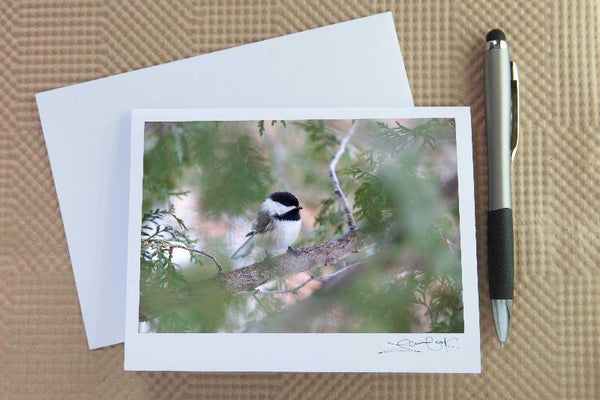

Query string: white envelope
36 12 413 349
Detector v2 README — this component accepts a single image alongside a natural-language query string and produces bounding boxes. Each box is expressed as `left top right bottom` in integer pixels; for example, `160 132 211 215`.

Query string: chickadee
231 191 303 260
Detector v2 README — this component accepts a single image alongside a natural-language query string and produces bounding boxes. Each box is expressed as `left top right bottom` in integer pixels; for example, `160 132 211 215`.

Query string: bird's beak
297 206 303 210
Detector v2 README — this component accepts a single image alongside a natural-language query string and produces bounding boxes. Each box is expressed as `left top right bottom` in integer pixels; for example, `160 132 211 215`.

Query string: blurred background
140 118 463 334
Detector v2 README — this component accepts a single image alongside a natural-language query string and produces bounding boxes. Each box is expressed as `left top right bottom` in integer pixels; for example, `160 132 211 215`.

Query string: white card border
125 107 480 373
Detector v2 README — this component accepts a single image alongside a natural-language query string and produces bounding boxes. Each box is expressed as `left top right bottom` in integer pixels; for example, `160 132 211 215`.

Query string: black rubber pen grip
488 208 514 299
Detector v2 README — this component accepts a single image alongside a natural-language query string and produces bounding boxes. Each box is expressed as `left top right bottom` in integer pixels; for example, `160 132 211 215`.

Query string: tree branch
222 230 367 293
255 261 362 295
255 275 316 295
139 231 368 320
329 120 359 231
143 240 223 273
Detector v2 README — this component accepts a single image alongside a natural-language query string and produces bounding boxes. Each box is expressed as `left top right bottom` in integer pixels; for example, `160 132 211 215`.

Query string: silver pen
484 29 520 347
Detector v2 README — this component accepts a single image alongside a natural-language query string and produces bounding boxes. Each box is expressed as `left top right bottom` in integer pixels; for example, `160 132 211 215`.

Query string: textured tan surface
1 0 598 398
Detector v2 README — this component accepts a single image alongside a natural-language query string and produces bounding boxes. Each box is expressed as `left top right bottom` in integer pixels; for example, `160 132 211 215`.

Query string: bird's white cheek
261 198 295 215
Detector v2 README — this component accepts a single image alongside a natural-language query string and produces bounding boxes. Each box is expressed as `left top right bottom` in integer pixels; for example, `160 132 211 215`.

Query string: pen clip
510 61 520 162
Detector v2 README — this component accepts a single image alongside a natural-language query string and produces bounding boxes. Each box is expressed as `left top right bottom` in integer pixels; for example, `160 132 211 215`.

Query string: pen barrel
485 47 512 210
488 208 514 299
485 43 514 300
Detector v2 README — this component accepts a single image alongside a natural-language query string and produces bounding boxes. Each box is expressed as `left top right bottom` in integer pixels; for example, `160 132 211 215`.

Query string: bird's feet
287 246 300 255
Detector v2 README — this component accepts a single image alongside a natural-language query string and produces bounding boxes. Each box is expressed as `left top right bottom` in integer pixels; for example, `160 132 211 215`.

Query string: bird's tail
231 235 255 260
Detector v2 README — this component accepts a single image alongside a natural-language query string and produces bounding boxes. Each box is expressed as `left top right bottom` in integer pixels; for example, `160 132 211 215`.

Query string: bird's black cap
486 29 506 42
269 191 300 207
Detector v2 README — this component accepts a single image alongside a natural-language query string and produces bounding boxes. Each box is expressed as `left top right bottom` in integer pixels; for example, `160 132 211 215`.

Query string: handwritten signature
378 336 460 354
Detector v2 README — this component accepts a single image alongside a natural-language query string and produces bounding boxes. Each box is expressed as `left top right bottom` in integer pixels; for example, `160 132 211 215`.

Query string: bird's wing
249 209 274 235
